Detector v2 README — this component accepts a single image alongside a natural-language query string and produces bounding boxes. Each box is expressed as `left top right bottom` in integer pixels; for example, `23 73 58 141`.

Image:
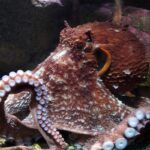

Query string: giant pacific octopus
0 22 150 150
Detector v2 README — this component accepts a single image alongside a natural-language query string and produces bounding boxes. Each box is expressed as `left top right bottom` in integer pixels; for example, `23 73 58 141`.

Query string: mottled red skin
34 42 130 134
60 22 148 94
0 87 39 141
1 22 149 149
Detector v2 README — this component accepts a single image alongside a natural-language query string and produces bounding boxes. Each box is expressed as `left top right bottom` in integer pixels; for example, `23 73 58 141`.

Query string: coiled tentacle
0 70 67 148
91 107 150 150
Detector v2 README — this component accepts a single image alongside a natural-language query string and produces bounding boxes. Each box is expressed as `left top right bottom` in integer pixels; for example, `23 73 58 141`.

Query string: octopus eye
85 30 93 42
74 39 85 49
83 30 94 52
83 42 93 52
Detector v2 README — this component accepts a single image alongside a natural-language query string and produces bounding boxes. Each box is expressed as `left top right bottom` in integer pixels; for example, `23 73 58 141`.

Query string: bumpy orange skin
60 22 149 94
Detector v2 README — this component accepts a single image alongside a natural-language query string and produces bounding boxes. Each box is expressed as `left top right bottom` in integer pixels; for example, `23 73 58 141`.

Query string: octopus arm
0 70 66 148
